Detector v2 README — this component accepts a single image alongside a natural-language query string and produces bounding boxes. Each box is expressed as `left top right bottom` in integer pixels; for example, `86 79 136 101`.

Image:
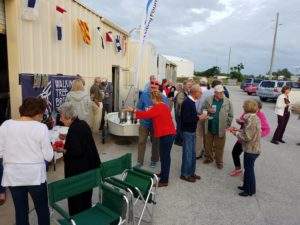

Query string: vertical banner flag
143 0 158 42
97 27 105 49
56 6 67 41
22 0 40 21
115 35 122 53
133 0 158 91
78 19 91 45
106 31 113 43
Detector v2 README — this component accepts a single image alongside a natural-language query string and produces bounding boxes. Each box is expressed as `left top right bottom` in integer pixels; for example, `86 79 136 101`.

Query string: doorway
112 66 120 112
0 33 9 124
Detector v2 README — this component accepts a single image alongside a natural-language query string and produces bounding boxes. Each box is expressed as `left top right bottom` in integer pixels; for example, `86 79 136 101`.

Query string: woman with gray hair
53 102 101 216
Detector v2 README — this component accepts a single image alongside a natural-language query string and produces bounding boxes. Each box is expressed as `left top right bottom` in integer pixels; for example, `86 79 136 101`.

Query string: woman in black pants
271 86 291 145
54 102 101 215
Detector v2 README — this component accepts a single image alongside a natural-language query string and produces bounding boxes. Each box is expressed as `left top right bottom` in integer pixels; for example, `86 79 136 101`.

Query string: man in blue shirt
137 80 169 167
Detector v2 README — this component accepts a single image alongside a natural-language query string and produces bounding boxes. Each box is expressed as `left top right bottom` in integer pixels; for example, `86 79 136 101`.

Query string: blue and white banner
133 0 159 92
142 0 158 42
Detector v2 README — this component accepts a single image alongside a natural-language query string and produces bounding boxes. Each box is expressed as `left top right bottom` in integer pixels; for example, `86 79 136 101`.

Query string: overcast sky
82 0 300 75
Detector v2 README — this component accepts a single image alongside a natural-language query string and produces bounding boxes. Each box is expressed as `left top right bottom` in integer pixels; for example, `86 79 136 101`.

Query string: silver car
256 80 292 101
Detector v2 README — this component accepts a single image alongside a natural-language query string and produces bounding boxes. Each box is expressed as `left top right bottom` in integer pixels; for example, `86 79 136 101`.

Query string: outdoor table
49 126 68 171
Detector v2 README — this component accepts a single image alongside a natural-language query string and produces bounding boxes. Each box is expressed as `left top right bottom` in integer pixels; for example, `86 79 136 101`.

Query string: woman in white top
0 97 53 225
271 86 292 145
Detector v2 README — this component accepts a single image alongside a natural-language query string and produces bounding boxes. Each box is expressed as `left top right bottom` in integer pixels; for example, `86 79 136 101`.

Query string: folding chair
48 168 130 225
101 153 158 225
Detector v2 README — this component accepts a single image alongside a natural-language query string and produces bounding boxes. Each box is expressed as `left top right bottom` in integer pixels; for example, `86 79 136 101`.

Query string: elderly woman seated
54 102 101 216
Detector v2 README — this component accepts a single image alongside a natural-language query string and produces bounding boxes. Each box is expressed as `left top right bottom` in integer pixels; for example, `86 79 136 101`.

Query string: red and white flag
56 6 67 41
106 31 113 43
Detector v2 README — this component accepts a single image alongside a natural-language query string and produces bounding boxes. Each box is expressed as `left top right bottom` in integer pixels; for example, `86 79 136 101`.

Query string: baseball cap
214 85 224 92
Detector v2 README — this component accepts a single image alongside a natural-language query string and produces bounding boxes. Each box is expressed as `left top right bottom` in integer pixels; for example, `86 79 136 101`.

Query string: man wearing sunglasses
137 78 169 168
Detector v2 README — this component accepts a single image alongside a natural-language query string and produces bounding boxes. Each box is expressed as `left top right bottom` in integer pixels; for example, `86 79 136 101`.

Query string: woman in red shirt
128 91 176 187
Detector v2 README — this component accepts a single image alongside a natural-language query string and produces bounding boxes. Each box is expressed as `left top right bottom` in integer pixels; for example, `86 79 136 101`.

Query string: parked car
240 78 254 91
290 82 300 110
256 80 293 101
244 79 263 95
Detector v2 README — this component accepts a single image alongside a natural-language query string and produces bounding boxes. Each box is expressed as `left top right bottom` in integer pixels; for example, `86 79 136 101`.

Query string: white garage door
0 0 5 34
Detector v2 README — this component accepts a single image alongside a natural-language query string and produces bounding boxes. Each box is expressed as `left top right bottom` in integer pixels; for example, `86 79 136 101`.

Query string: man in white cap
202 85 233 169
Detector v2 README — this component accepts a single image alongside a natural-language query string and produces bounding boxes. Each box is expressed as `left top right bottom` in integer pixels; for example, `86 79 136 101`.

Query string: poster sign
20 74 76 113
51 77 74 110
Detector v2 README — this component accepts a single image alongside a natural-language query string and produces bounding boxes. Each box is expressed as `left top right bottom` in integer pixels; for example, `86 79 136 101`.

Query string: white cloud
189 8 208 15
82 0 300 74
175 0 235 35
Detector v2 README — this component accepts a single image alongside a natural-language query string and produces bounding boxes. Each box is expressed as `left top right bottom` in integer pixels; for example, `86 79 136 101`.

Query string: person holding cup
54 102 101 216
180 85 209 182
228 100 261 197
202 85 233 169
127 91 176 187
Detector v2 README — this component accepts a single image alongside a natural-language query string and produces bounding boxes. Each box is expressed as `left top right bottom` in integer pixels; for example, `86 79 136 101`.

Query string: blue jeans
0 158 5 193
9 183 50 225
243 152 259 195
181 132 196 177
159 135 174 182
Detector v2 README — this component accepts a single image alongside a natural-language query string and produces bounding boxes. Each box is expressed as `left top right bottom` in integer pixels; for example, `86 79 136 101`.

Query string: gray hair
190 84 201 94
59 102 78 119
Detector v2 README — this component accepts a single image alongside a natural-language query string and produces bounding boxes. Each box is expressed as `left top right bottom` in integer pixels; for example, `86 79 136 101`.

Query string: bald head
190 84 202 100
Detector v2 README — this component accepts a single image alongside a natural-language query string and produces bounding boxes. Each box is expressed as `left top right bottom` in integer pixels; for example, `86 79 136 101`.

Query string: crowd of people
0 74 297 225
128 75 272 198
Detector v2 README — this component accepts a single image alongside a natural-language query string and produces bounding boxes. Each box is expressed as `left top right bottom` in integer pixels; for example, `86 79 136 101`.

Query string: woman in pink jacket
229 99 270 176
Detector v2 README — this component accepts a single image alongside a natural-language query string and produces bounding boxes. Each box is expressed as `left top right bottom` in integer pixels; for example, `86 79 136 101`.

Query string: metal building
1 0 132 118
163 55 194 78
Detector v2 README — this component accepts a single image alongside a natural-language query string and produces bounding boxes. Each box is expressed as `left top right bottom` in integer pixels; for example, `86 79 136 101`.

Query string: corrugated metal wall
0 0 5 33
19 0 128 83
6 0 130 117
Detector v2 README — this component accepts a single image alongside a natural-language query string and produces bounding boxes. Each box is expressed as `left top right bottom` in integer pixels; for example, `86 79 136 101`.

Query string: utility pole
268 12 279 78
227 47 231 74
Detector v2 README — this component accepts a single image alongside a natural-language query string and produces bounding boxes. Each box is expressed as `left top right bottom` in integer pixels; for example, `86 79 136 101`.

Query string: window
292 82 300 89
260 81 275 88
244 79 253 84
277 82 284 87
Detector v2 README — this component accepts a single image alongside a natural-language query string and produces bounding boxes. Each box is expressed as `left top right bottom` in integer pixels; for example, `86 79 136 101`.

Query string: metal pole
227 47 231 74
268 12 279 78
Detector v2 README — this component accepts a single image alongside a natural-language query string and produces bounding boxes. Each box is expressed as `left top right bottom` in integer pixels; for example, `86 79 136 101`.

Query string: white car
257 80 293 101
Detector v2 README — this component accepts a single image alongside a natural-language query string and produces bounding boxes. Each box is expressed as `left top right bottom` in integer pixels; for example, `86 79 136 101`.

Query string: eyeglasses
151 82 159 86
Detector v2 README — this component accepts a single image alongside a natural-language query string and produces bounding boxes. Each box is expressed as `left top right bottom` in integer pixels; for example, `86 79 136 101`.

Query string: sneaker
278 140 286 143
150 161 157 168
216 164 223 169
191 174 201 180
229 169 243 177
203 159 213 164
157 181 168 187
180 175 196 183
